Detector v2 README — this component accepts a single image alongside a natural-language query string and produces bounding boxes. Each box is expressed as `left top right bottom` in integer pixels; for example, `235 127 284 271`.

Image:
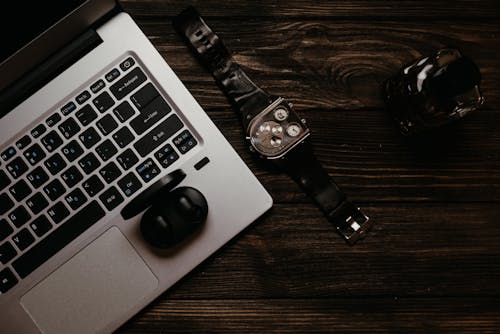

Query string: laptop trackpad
20 227 158 334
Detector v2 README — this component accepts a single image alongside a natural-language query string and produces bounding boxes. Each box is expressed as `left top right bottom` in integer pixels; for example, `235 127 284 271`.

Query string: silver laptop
0 1 272 333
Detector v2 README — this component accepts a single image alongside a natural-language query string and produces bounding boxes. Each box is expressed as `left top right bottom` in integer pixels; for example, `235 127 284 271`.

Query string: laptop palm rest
20 227 158 334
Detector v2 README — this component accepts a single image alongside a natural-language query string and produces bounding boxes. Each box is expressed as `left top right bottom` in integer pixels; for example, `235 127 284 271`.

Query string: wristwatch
173 7 373 244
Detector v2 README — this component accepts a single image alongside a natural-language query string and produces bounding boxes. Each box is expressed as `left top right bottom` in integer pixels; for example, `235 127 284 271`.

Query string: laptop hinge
0 29 102 118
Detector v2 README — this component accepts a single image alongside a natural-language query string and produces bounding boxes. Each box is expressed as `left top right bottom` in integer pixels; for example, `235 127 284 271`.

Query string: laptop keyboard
0 56 198 294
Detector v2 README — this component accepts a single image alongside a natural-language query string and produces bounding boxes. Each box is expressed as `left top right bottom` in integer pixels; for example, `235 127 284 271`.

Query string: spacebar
12 201 106 279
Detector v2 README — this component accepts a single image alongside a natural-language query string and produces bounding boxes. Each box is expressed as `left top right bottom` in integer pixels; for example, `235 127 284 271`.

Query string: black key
105 68 120 82
130 95 171 135
118 173 142 197
76 90 91 105
173 130 197 154
16 135 32 150
99 186 124 211
46 113 62 127
8 206 31 228
0 268 18 293
136 158 160 183
75 104 98 126
78 152 101 174
62 140 84 162
41 130 63 152
1 146 16 161
24 143 46 165
110 67 147 100
113 127 135 148
61 101 77 116
155 144 179 168
93 91 115 113
99 162 121 184
47 202 70 224
90 79 105 94
9 179 31 201
133 115 183 157
27 166 49 188
30 215 52 238
12 201 105 278
6 157 28 179
26 193 49 215
96 114 118 135
119 57 135 72
173 129 193 146
0 193 14 215
82 175 104 197
58 117 81 139
113 101 135 122
0 170 11 191
79 127 101 149
31 124 47 138
61 166 83 188
0 242 17 265
96 139 117 161
117 149 139 170
65 188 87 210
130 82 159 110
43 179 66 201
12 228 35 251
44 153 67 175
0 219 14 241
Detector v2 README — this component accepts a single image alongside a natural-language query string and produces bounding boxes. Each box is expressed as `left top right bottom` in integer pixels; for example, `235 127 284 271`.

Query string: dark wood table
118 1 500 332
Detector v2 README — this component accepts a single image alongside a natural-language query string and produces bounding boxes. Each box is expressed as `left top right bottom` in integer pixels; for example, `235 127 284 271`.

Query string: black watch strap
173 6 272 129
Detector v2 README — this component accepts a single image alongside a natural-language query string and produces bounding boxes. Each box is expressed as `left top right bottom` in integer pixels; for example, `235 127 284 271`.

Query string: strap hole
195 30 203 37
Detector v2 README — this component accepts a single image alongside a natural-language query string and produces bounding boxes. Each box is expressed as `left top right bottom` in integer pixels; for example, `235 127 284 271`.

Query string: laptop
0 1 272 333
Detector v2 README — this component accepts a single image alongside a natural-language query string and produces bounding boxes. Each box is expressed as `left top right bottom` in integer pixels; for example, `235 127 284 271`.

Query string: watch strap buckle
329 201 372 245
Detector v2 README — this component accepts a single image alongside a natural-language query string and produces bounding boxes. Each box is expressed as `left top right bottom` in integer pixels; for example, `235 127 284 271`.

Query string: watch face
248 98 309 158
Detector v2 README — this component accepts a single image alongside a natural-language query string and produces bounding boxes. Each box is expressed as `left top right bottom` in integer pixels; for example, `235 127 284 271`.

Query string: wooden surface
118 1 500 333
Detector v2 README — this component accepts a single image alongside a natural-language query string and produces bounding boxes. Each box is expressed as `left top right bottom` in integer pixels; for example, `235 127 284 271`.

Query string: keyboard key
75 104 98 126
0 170 11 191
30 215 52 238
9 179 31 201
12 228 35 251
0 193 14 215
136 158 160 182
27 166 49 188
93 91 115 113
47 202 70 224
113 101 135 122
76 90 91 105
99 187 124 211
110 67 146 100
58 117 81 139
79 127 101 149
61 166 83 188
12 200 105 278
0 242 17 265
99 162 121 184
118 173 142 197
130 95 171 135
24 144 46 165
173 130 197 154
62 140 84 162
44 153 67 175
173 129 193 146
6 157 28 179
46 113 62 127
117 149 139 170
0 219 14 241
96 114 118 135
41 130 63 152
1 146 16 161
119 57 135 72
26 193 49 215
0 268 18 293
113 127 135 148
43 179 66 201
8 206 31 228
96 139 117 161
82 175 104 197
16 135 32 150
61 101 77 116
134 115 183 157
65 188 87 210
131 82 159 110
105 68 120 82
78 152 101 174
155 144 179 168
90 79 105 94
31 124 47 138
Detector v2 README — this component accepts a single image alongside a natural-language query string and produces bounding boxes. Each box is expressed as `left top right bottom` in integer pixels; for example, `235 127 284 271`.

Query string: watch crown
288 102 294 108
301 118 307 124
248 146 256 153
